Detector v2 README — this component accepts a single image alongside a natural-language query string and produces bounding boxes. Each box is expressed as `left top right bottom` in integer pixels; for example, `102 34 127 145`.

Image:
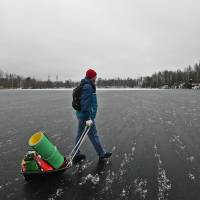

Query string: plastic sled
21 126 91 181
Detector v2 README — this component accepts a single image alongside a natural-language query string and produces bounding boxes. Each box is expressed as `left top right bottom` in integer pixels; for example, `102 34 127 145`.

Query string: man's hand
86 119 93 127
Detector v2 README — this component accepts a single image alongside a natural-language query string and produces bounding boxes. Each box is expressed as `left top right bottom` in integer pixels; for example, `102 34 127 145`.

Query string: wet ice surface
0 89 200 200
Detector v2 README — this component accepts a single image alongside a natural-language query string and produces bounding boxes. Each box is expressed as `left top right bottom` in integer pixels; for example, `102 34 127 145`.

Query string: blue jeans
75 120 105 157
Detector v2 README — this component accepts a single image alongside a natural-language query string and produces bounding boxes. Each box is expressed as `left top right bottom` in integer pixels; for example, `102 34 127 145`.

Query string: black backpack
72 84 83 111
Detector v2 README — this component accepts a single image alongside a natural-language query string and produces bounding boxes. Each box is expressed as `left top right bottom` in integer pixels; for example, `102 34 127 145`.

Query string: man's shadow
94 159 112 174
23 171 73 200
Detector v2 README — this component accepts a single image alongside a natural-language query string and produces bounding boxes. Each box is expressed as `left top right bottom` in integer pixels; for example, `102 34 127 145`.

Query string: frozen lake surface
0 89 199 200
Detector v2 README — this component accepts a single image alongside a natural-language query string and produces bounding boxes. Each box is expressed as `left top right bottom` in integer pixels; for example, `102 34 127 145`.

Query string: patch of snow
169 135 185 150
167 121 175 126
112 146 116 151
134 178 148 200
48 188 63 200
188 173 195 181
14 177 20 182
124 153 128 163
99 141 137 194
154 144 171 200
51 134 60 138
7 139 12 144
131 146 135 155
103 170 116 192
80 160 93 171
120 189 126 197
118 142 136 182
186 156 195 162
79 174 100 186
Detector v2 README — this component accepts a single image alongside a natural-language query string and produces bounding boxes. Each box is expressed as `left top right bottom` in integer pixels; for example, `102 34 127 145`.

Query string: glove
86 119 93 127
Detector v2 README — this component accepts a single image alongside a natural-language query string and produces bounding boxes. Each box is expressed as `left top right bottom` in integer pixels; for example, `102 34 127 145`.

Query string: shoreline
0 88 190 91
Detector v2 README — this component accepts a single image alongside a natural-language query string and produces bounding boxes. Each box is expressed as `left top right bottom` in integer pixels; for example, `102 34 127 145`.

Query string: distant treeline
141 63 200 88
0 62 200 89
0 69 78 89
98 63 200 88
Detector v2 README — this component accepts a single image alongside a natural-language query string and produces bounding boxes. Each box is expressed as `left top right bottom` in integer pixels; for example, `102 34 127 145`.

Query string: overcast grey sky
0 0 200 81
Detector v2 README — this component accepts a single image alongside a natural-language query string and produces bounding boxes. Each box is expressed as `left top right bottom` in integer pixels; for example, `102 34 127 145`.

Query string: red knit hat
86 69 97 79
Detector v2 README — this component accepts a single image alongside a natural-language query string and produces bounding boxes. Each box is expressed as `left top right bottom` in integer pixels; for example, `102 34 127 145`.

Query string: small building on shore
160 85 169 89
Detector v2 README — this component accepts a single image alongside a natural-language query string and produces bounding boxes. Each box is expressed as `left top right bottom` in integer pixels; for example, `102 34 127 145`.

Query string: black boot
73 154 86 163
99 152 112 161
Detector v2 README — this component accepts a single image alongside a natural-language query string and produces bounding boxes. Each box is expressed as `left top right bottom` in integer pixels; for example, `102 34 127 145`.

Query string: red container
21 160 26 172
35 155 54 172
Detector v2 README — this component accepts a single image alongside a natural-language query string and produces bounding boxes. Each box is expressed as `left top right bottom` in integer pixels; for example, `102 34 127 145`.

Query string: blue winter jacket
76 77 98 121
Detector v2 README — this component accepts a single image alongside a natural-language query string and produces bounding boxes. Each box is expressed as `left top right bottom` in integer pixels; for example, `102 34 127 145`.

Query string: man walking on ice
73 69 112 162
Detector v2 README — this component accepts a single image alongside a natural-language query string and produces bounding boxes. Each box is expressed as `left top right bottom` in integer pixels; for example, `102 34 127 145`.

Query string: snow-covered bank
0 88 165 91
